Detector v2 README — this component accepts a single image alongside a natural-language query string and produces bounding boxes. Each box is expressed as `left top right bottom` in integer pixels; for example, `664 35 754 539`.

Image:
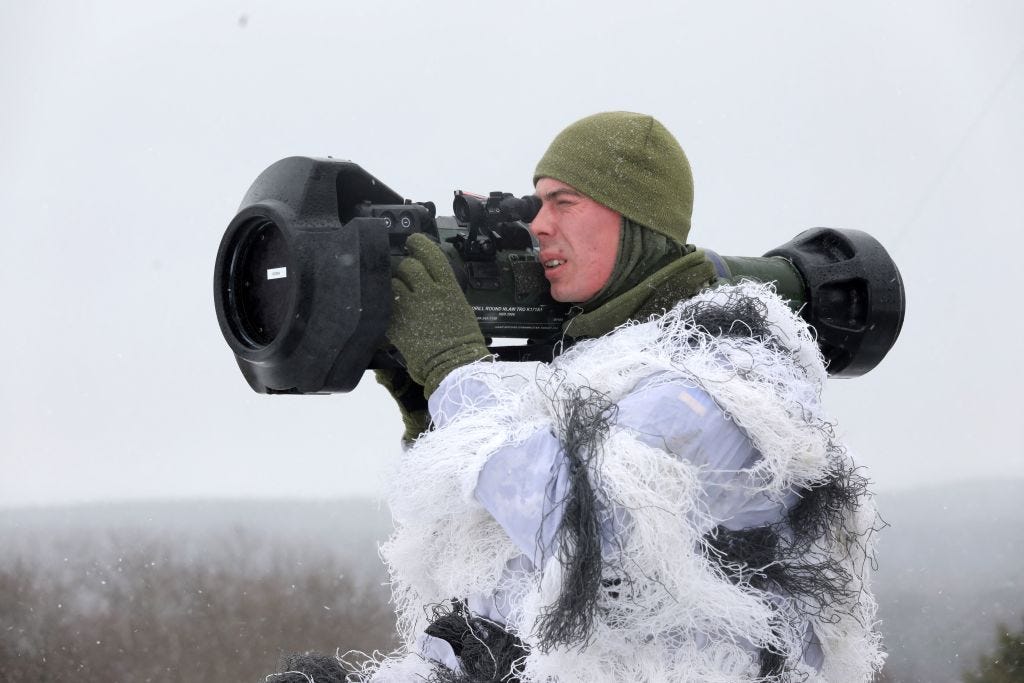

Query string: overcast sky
1 0 1022 507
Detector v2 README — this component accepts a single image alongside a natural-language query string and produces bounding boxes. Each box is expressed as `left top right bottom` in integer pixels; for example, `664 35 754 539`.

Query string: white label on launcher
267 267 287 280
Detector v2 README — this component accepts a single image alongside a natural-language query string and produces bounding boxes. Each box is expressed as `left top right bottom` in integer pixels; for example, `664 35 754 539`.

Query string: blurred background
1 1 1022 681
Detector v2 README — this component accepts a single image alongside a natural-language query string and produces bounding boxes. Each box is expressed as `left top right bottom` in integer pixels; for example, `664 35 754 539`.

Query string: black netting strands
675 291 781 347
425 600 528 683
704 453 881 680
536 382 617 652
266 651 349 683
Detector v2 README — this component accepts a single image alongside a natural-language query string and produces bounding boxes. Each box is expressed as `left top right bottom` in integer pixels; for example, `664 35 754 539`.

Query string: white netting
362 282 882 682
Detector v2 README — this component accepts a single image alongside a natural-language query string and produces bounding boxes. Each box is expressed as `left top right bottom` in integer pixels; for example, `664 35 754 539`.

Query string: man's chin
548 287 573 303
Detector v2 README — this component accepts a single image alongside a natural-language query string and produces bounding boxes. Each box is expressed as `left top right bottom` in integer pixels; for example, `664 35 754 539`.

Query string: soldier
366 112 884 682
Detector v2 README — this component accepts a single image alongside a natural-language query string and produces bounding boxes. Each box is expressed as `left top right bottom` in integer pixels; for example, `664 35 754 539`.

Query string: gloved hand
373 366 430 446
387 233 489 398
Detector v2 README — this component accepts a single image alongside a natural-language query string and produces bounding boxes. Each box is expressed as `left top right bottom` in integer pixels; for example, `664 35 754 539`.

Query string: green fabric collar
563 249 716 340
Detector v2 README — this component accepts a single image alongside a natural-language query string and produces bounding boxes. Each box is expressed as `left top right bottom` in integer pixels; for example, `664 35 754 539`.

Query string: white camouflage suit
352 282 885 683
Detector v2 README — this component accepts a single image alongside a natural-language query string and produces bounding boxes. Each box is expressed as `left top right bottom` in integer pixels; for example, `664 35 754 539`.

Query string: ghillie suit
349 282 885 683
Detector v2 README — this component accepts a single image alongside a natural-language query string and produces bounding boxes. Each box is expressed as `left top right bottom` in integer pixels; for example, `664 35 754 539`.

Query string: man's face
530 178 621 303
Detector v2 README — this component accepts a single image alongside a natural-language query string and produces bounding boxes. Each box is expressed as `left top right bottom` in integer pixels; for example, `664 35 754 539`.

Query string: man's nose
529 204 554 238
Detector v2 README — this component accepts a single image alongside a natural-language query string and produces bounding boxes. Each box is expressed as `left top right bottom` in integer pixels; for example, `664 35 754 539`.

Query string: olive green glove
373 367 430 446
388 233 489 397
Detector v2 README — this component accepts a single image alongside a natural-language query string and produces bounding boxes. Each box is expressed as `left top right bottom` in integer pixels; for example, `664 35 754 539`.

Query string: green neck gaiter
582 217 687 312
562 218 716 340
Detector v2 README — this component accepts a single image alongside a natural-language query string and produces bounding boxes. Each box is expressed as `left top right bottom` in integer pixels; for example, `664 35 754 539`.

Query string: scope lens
227 218 293 348
519 195 541 222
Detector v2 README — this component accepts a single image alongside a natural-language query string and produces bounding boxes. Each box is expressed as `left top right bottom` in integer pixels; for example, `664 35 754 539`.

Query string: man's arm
428 368 795 565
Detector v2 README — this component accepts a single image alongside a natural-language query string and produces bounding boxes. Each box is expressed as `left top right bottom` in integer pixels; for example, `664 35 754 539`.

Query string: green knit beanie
534 111 694 244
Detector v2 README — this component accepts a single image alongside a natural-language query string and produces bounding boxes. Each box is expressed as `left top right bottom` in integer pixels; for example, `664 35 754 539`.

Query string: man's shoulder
558 279 830 428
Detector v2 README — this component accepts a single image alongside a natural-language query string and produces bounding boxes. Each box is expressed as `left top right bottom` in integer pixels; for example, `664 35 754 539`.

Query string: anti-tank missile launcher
213 157 905 394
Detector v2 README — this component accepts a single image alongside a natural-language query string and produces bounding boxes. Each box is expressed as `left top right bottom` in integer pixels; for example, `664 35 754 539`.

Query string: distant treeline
2 483 1022 682
0 530 396 682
